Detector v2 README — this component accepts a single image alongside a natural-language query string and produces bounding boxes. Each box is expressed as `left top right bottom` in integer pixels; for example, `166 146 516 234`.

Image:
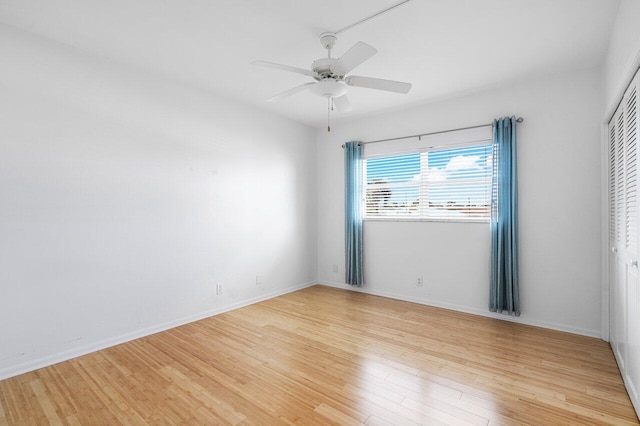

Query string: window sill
363 217 489 224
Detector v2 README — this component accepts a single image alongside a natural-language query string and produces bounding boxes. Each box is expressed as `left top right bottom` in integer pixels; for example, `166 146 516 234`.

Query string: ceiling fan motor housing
311 58 343 79
310 56 348 98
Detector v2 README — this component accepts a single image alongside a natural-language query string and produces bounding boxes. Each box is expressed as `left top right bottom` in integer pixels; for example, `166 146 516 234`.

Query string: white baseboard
0 281 316 381
318 280 601 339
2 279 602 381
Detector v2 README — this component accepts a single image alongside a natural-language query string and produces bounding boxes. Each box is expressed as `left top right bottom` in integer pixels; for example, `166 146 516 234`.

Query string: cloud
426 168 448 182
445 155 482 170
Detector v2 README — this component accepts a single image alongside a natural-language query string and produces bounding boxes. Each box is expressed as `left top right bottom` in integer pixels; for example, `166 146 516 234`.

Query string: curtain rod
341 117 524 147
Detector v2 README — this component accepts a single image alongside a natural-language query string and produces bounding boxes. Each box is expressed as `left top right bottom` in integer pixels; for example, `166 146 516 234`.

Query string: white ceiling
0 0 621 128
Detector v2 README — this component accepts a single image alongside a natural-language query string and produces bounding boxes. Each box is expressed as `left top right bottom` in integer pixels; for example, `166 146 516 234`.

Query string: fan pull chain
327 97 331 132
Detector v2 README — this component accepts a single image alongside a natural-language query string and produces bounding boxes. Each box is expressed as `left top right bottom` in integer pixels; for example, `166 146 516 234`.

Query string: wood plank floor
0 285 638 425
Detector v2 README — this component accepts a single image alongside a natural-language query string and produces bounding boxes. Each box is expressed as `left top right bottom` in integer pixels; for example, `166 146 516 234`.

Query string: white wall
317 68 603 337
603 0 640 115
0 25 317 379
0 10 617 379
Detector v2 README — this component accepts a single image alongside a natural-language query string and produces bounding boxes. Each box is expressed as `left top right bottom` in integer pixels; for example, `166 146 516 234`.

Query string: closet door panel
610 70 640 417
624 74 640 406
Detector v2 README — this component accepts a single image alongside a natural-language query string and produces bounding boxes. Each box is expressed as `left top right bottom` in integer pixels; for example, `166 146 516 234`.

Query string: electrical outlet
216 284 223 294
416 278 423 287
332 264 339 273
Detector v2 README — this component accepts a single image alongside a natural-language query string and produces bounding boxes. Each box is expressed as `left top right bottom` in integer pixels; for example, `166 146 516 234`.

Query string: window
364 143 492 221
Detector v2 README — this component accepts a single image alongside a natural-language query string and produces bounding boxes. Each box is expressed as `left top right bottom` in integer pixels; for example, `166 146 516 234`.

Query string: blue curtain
490 117 519 315
344 141 363 286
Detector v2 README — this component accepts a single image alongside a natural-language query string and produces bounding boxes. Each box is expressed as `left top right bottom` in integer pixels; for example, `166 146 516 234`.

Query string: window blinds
364 143 492 220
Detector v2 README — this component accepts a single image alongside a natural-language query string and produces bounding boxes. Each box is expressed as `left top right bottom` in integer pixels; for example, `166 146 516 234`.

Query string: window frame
362 140 492 223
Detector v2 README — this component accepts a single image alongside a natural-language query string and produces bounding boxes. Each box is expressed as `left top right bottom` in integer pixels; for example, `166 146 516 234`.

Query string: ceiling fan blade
345 75 412 94
252 60 317 77
333 95 352 113
267 82 316 102
331 42 377 75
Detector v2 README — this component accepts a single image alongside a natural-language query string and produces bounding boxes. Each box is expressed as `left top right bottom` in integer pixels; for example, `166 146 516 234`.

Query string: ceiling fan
252 32 412 128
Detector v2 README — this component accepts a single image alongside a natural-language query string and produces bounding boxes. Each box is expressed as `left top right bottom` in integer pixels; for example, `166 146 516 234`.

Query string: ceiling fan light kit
308 80 348 98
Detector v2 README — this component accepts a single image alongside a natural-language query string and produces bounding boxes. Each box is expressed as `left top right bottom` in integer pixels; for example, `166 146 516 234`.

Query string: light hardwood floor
0 285 638 425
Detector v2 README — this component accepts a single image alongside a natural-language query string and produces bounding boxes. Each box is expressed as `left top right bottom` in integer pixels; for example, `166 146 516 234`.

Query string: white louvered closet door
609 69 640 414
624 75 640 407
